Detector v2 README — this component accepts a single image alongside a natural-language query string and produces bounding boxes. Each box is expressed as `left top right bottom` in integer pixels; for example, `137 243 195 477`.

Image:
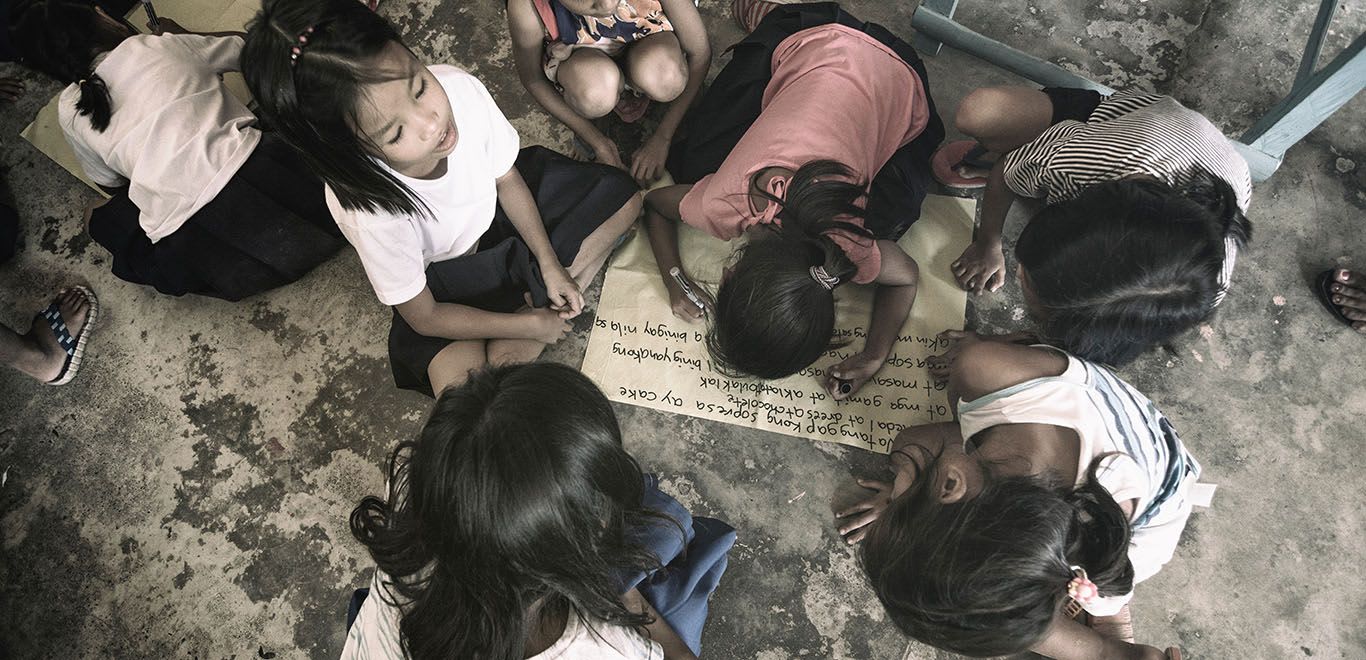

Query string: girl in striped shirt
838 333 1197 659
943 87 1252 366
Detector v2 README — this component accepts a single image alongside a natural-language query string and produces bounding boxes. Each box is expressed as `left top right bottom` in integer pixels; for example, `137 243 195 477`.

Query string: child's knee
632 54 686 103
561 70 621 119
954 87 1013 138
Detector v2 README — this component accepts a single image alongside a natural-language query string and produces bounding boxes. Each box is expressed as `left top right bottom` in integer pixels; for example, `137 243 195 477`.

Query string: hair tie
1061 566 1099 619
809 265 839 291
289 26 316 67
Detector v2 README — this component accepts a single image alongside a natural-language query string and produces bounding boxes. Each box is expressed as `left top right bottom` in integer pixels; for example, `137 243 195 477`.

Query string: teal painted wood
910 7 1114 93
1294 0 1339 91
911 0 960 56
1241 34 1365 159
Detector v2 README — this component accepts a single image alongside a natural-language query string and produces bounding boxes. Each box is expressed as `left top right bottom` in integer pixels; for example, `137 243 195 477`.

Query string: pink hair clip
289 26 316 67
1062 566 1098 619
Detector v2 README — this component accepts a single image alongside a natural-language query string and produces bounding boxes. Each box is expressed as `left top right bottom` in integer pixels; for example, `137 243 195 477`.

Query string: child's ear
936 465 970 504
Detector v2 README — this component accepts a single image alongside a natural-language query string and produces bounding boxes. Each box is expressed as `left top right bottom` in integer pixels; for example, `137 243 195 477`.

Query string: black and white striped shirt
1002 91 1253 301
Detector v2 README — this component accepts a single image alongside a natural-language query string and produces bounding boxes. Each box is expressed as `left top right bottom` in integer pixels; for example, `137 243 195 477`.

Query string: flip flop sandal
612 91 651 124
1166 647 1182 660
1315 269 1356 327
571 134 598 162
932 140 995 189
39 285 99 386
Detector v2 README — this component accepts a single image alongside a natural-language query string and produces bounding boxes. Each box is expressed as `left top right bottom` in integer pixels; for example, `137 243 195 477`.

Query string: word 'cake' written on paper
583 194 976 454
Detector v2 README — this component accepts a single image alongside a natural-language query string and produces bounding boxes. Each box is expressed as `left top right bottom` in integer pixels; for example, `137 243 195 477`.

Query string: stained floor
1 0 1363 658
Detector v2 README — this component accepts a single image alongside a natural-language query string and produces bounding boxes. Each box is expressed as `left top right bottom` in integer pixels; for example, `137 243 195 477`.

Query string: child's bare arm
946 339 1068 406
622 588 698 660
952 159 1019 293
630 0 711 181
1033 615 1170 660
495 167 585 316
643 184 710 321
824 241 918 399
395 287 570 343
506 0 618 166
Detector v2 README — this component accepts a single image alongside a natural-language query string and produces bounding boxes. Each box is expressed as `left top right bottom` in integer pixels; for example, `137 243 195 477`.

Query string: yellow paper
582 194 976 454
19 0 262 192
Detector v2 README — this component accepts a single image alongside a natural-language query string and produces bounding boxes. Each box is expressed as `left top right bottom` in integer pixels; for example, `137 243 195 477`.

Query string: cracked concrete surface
1 0 1363 658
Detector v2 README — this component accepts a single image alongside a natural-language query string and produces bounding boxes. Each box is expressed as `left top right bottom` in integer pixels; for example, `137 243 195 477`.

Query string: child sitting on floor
345 362 735 660
506 0 710 182
940 86 1252 365
837 332 1198 659
11 0 344 301
643 3 943 398
243 0 640 397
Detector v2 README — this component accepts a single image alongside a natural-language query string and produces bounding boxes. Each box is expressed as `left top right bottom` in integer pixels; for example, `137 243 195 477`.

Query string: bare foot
1328 269 1366 334
23 290 91 382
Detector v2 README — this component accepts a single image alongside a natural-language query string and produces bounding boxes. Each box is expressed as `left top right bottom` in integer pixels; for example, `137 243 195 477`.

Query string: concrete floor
1 0 1363 658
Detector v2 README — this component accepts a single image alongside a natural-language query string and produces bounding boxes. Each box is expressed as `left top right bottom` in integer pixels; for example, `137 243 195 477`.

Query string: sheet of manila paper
19 0 263 194
582 191 976 454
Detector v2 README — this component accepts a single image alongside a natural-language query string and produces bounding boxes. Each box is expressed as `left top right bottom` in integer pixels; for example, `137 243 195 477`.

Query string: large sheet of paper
583 194 976 453
19 0 262 192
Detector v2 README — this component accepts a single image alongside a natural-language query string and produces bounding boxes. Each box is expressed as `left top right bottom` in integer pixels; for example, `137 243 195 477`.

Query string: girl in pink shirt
644 5 943 397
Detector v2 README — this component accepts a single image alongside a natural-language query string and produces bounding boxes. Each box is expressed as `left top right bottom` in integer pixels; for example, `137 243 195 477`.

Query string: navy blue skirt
387 146 638 395
88 133 344 301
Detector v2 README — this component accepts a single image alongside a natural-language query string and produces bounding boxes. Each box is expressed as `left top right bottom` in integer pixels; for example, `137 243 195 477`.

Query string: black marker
837 379 852 395
141 0 161 33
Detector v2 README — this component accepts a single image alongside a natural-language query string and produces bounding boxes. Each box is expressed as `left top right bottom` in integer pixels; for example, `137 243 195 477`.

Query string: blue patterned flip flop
39 285 99 386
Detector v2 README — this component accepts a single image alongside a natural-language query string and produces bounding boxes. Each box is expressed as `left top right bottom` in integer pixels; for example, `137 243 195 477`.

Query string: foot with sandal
1317 268 1366 334
1 286 99 385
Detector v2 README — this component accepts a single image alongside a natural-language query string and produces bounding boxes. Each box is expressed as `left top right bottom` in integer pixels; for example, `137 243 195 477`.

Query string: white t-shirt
326 66 520 306
58 34 260 243
957 348 1203 617
340 572 663 660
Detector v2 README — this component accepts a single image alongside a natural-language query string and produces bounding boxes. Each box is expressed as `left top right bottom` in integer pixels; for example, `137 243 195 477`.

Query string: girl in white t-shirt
837 335 1194 659
345 363 729 660
12 0 344 301
242 0 641 396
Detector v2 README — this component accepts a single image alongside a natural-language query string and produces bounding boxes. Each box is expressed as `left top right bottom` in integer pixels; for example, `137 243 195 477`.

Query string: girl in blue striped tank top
839 334 1199 660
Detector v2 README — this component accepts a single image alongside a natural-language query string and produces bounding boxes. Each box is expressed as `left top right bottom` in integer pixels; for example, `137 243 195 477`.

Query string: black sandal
1315 269 1355 326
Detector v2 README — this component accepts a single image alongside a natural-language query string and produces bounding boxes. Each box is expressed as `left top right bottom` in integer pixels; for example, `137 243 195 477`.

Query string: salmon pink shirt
678 23 930 284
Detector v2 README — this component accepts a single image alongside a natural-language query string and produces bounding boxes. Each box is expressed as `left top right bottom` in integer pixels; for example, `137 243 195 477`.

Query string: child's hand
591 138 624 170
926 329 982 386
541 263 584 318
152 17 189 35
0 77 26 103
522 306 572 343
666 279 713 323
824 352 883 400
952 239 1006 294
836 479 894 544
630 133 670 184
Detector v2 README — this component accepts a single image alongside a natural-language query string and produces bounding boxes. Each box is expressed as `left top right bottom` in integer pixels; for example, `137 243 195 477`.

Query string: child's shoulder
429 65 493 98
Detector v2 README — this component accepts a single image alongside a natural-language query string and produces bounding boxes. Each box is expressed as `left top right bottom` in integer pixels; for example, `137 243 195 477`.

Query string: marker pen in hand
668 267 708 319
141 0 161 33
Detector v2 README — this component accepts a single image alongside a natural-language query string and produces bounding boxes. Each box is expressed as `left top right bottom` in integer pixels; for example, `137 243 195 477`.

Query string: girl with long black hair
346 362 734 660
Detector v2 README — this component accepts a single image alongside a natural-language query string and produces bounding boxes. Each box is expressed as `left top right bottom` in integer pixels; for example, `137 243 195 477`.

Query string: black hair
243 0 430 217
1015 168 1253 366
861 444 1134 657
349 363 672 660
9 0 134 132
706 160 874 379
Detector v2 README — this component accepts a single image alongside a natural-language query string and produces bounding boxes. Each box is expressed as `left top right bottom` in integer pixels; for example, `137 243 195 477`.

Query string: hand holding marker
669 267 709 319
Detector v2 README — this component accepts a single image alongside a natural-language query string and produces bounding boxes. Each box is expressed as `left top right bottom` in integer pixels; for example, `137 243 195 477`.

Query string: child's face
353 42 457 179
558 0 623 18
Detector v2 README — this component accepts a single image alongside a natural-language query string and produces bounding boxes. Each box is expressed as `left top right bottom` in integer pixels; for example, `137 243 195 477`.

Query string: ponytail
1177 166 1252 248
861 451 1137 657
75 75 113 132
704 160 874 379
10 0 129 133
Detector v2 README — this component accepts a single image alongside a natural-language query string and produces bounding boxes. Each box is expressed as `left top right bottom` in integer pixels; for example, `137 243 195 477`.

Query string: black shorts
1041 87 1106 125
